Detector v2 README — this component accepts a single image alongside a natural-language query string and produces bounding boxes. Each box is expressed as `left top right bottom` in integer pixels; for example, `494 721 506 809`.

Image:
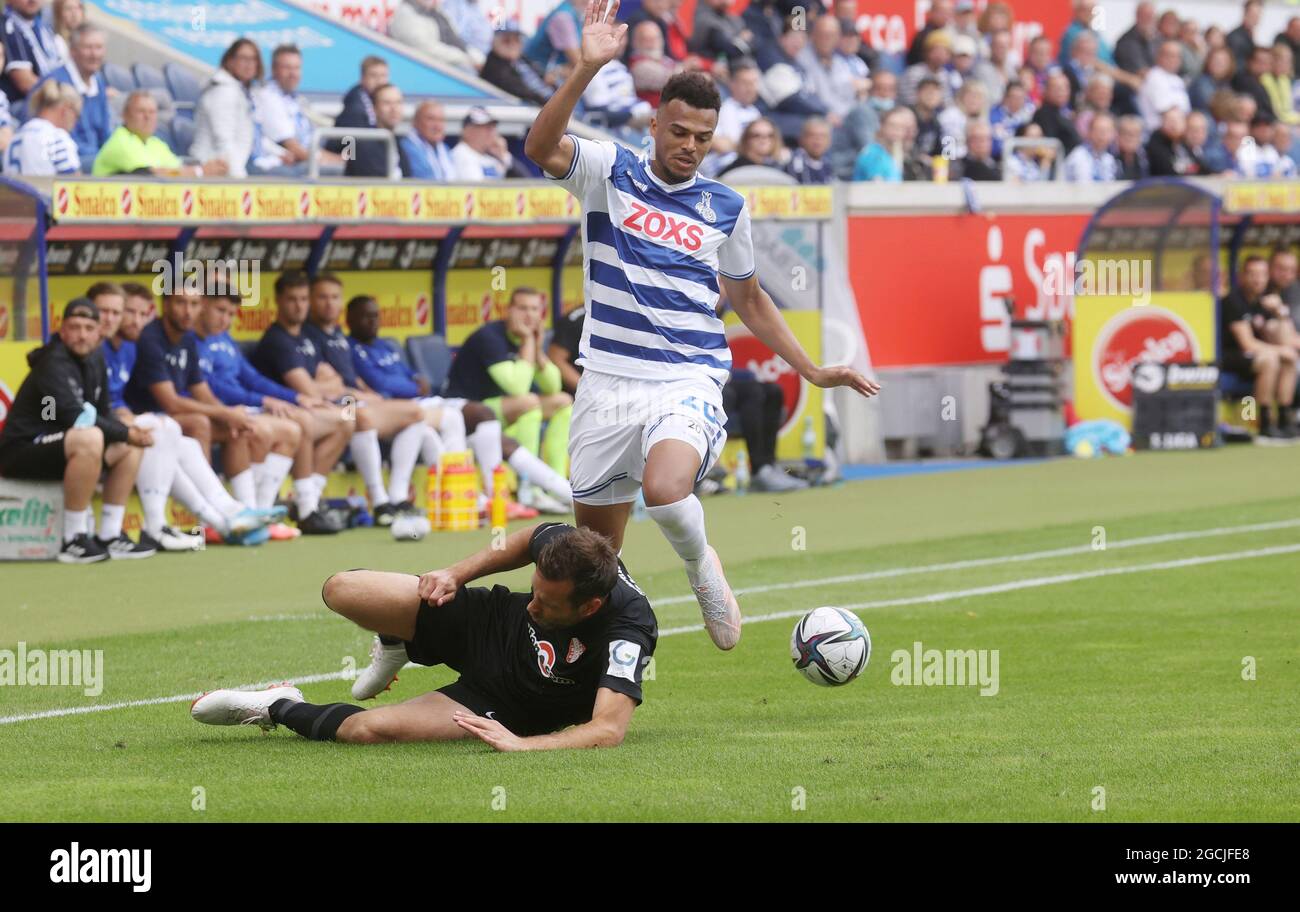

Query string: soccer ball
790 607 871 686
390 514 430 542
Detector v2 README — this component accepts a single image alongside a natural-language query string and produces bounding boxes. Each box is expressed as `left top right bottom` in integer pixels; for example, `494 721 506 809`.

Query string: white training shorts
418 396 467 413
568 369 728 505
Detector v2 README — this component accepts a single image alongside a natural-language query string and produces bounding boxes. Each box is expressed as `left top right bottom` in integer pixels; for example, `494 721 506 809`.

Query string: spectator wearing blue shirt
1 0 59 103
400 100 459 180
34 23 111 169
525 0 584 75
853 106 909 182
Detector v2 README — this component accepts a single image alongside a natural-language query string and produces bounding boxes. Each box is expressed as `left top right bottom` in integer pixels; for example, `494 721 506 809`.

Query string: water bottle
631 488 648 521
73 402 97 428
734 449 750 495
801 415 816 464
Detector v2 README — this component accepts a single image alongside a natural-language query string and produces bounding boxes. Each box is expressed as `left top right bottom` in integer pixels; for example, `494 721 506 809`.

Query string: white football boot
190 683 304 730
687 547 742 650
351 637 409 700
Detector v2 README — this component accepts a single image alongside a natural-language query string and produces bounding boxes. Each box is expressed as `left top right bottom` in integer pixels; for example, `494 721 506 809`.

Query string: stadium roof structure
1078 178 1300 296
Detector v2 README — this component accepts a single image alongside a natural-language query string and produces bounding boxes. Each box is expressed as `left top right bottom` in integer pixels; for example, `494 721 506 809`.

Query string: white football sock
646 495 709 565
170 470 227 532
350 429 389 506
176 436 244 519
63 508 89 542
469 421 503 495
99 503 125 540
310 473 328 495
230 469 256 510
135 433 178 539
420 426 444 466
294 477 321 518
436 407 466 451
508 447 572 500
387 422 426 504
255 453 294 508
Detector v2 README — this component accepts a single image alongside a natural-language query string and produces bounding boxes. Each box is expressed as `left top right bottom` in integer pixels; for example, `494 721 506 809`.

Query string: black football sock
378 635 403 646
1259 406 1275 434
269 699 365 741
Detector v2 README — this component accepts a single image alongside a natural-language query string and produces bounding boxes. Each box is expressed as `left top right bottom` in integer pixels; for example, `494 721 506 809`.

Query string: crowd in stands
5 0 1300 183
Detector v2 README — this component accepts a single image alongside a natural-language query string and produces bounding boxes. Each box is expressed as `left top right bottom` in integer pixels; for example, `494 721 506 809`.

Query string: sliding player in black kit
190 524 657 750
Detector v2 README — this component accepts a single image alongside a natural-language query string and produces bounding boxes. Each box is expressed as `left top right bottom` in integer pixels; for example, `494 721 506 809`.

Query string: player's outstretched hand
580 0 628 70
417 569 459 606
808 365 881 398
453 711 527 752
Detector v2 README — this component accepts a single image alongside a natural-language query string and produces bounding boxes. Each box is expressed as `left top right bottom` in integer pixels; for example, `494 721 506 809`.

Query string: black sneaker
97 533 157 560
298 509 343 535
58 534 109 564
394 500 418 516
373 502 400 527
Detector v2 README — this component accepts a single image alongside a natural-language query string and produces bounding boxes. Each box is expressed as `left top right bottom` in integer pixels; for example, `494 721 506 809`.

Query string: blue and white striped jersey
549 136 755 385
3 116 79 176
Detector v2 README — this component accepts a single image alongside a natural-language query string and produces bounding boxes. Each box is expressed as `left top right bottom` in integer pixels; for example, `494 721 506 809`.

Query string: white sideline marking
651 517 1300 606
3 538 1297 726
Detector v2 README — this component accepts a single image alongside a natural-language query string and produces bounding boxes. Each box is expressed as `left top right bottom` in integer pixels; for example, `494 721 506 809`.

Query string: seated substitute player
346 294 574 515
1221 255 1298 441
0 298 153 562
445 287 573 514
306 273 445 515
109 285 278 544
193 291 351 534
523 0 879 650
124 291 280 542
191 523 655 750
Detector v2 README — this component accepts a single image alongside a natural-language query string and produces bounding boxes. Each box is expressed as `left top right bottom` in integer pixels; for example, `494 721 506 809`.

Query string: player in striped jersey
525 0 880 651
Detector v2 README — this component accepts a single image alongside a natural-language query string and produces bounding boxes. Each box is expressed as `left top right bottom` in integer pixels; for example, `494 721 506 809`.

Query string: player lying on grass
523 0 880 651
190 523 656 749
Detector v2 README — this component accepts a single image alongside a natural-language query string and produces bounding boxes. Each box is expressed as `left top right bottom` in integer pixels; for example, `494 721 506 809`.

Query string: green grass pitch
2 446 1298 822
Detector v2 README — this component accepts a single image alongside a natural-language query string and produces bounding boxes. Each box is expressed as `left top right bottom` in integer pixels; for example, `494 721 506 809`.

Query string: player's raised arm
523 0 627 177
721 274 882 399
416 523 543 603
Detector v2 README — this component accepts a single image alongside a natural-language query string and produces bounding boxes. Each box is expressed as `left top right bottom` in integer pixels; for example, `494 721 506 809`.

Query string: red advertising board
847 212 1090 368
845 1 1071 60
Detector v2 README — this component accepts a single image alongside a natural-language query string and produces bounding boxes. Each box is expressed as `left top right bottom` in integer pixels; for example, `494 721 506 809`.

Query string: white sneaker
156 525 204 552
686 547 742 650
351 637 408 700
190 683 304 730
528 489 571 515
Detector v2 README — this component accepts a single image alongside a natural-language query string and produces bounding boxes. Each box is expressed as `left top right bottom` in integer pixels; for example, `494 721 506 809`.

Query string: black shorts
1221 352 1255 382
404 584 575 737
0 432 71 481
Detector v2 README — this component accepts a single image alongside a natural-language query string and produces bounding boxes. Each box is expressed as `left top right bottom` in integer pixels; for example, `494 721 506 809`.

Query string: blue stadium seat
406 335 452 395
164 63 202 106
154 119 174 155
133 62 167 92
169 116 196 156
103 62 134 94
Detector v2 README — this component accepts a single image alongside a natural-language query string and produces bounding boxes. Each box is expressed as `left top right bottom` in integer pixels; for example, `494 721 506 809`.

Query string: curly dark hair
659 71 722 113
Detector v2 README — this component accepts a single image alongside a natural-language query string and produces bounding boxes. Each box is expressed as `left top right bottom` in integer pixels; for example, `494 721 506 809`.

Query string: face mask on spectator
871 97 895 113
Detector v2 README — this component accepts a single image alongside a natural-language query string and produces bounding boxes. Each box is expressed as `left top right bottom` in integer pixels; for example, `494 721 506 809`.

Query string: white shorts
568 369 728 505
418 396 467 413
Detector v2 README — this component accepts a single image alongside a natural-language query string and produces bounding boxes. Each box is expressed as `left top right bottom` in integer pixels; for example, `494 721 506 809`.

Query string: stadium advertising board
1072 292 1216 427
848 212 1090 368
0 478 61 561
847 0 1070 60
724 310 823 461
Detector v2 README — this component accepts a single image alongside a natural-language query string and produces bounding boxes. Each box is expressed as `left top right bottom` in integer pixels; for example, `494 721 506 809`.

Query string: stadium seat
133 62 167 92
169 116 196 156
164 63 202 106
102 62 134 94
406 335 453 395
154 119 175 155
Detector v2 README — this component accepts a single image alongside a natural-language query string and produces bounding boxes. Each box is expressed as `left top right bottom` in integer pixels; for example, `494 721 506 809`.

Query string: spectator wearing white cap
451 106 518 181
948 33 979 95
